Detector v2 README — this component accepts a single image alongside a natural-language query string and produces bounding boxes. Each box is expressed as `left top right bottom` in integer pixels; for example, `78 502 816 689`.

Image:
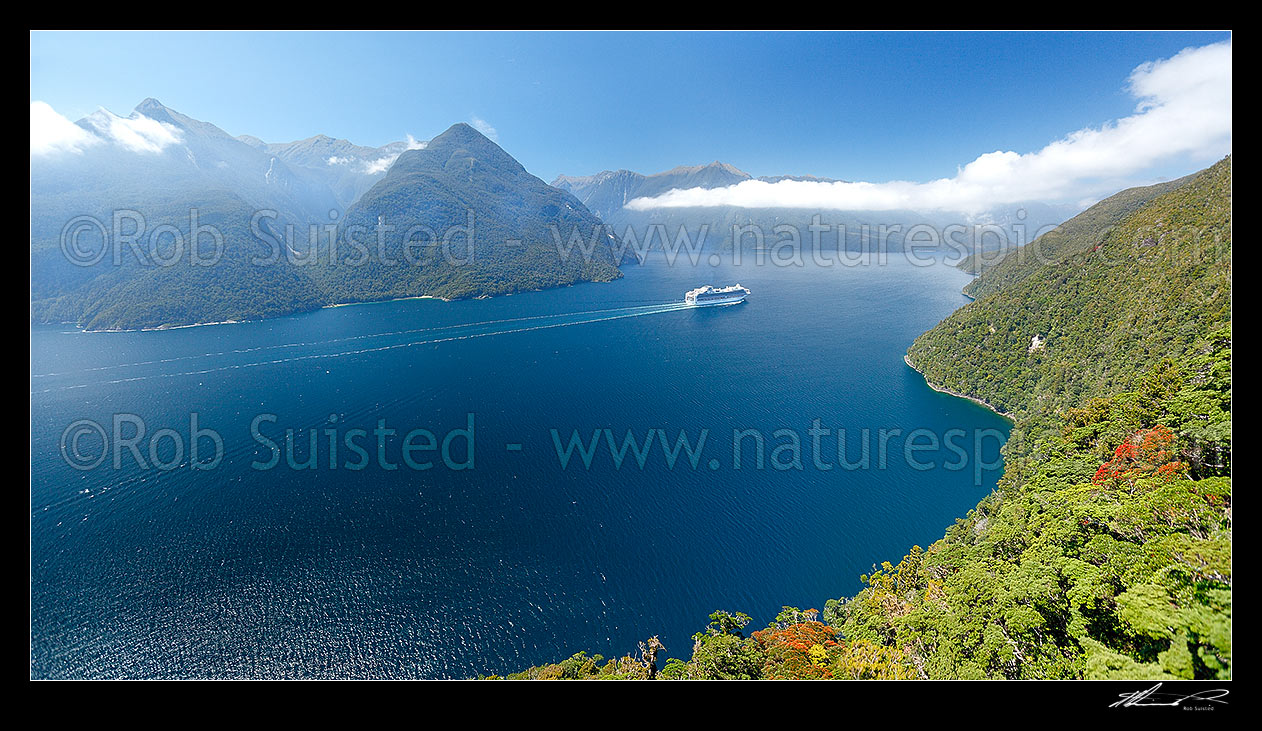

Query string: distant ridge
552 161 752 219
551 160 1073 253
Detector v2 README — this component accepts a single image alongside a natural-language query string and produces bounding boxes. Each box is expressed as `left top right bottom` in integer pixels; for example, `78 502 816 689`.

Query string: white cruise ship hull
689 293 747 307
684 284 750 307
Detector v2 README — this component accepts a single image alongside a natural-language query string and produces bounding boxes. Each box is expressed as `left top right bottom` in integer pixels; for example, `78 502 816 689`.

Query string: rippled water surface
31 251 1008 678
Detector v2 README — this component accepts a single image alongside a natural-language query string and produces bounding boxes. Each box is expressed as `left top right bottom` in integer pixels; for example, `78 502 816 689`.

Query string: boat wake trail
32 302 692 394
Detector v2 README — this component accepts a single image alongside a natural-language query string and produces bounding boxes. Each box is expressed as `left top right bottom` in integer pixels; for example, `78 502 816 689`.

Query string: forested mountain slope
499 158 1231 680
312 123 622 303
30 191 328 331
953 174 1191 280
908 158 1231 418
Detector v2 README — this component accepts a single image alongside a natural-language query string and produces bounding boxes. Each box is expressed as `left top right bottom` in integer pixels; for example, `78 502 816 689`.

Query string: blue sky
31 31 1230 188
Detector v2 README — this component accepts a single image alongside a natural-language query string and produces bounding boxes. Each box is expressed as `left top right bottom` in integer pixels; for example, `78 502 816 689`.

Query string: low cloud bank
627 41 1232 215
31 101 183 155
32 101 429 178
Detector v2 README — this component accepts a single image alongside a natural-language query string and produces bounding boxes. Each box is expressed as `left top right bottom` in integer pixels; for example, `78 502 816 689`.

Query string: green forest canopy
496 158 1231 680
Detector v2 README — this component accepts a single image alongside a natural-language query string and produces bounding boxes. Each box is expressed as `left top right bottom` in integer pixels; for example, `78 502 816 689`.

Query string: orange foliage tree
752 616 838 680
1092 425 1187 485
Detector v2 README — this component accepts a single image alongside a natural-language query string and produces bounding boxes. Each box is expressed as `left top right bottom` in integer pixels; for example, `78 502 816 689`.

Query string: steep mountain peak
552 169 642 188
131 98 183 128
428 122 494 149
127 98 233 140
390 122 520 177
332 120 622 303
655 161 750 179
707 160 747 175
134 97 169 114
237 134 267 149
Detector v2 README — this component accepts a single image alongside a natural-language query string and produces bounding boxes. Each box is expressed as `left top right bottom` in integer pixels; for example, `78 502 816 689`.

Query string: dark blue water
30 250 1008 678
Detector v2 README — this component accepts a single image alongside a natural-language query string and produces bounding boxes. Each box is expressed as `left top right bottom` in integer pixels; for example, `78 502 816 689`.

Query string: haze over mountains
236 131 425 210
30 100 619 330
554 161 760 220
31 98 1082 331
31 98 412 241
554 162 1079 253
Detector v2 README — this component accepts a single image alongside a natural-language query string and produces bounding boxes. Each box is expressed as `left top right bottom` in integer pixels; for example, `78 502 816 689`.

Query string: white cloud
470 116 499 142
30 101 98 155
81 107 183 154
362 155 396 175
31 101 183 156
327 155 351 166
360 134 427 174
627 40 1232 215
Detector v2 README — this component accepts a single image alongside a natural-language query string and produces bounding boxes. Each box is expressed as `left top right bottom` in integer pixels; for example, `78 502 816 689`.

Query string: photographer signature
1111 683 1229 708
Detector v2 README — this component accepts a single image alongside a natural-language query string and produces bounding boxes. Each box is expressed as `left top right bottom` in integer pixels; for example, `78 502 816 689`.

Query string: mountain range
553 163 1080 254
29 99 1083 331
30 101 621 330
553 161 760 221
236 131 422 210
31 98 413 244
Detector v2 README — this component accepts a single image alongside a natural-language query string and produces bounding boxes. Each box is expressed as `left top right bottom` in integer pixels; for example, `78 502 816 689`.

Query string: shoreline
323 294 452 309
904 354 1015 422
61 280 611 334
79 318 246 334
65 295 458 333
69 294 456 333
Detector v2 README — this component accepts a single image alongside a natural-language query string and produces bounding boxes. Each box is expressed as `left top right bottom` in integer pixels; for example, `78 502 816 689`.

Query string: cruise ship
684 284 750 307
